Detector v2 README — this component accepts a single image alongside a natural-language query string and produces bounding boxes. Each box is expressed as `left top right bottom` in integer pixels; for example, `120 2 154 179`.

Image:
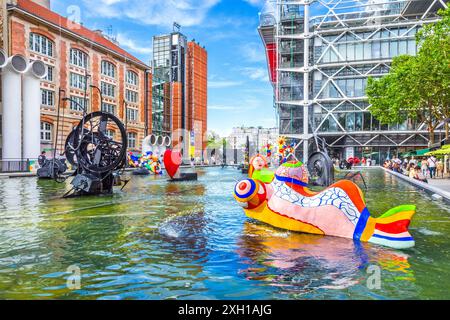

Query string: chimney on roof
93 29 103 36
30 0 50 9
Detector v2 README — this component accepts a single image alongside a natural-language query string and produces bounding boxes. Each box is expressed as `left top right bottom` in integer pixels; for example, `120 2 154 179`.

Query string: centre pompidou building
259 0 448 164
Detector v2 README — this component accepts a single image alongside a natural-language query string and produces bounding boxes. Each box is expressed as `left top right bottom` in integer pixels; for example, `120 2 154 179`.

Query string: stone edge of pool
0 165 238 179
381 166 450 204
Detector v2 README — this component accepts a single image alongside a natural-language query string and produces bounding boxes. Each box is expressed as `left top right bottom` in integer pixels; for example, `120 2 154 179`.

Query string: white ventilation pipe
1 54 28 160
0 50 6 68
164 136 172 147
142 134 156 154
23 60 47 160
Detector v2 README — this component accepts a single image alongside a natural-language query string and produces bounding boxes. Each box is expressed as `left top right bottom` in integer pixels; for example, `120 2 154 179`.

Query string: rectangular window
389 40 398 57
363 42 371 60
69 96 88 112
371 41 381 59
41 89 54 106
381 41 389 58
70 73 87 90
101 102 116 114
346 43 355 60
101 82 116 98
126 108 138 121
40 122 52 142
408 39 416 55
106 129 115 139
43 65 53 82
127 132 137 148
363 113 371 131
125 89 138 103
355 43 363 60
399 40 407 55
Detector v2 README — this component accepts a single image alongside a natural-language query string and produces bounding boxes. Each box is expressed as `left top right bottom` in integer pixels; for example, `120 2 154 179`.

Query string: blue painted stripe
371 234 414 242
235 179 256 199
353 207 370 241
275 174 308 187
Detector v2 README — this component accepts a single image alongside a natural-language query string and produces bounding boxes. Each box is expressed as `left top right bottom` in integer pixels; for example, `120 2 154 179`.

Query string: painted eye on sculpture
236 180 252 196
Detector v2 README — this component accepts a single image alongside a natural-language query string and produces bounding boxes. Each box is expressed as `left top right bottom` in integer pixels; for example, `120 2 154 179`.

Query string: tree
367 8 450 144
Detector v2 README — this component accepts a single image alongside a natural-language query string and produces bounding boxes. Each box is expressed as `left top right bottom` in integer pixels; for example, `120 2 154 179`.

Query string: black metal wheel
71 111 127 174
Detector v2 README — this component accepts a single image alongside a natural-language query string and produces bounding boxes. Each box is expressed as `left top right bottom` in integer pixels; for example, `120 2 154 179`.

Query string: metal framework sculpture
64 111 127 196
259 0 448 160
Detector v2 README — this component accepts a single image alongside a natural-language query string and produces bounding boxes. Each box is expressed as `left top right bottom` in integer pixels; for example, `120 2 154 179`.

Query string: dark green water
0 167 448 299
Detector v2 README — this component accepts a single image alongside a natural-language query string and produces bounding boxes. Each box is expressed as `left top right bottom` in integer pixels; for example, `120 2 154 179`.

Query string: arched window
101 60 116 78
70 48 89 68
40 122 52 142
126 70 138 86
29 33 54 57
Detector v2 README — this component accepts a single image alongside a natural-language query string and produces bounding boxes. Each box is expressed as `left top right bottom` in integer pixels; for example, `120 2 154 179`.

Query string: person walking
427 155 437 179
421 158 428 178
436 159 444 179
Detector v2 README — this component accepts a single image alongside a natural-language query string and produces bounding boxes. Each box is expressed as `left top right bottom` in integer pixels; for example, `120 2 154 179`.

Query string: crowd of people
383 155 445 183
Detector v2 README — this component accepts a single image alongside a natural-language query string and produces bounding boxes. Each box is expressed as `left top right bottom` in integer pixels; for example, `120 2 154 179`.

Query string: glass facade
261 0 447 160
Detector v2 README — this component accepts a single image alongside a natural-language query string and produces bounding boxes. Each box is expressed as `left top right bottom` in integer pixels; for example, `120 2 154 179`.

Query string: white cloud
116 33 153 56
244 0 265 7
241 42 266 63
83 0 220 27
240 66 269 82
209 80 243 88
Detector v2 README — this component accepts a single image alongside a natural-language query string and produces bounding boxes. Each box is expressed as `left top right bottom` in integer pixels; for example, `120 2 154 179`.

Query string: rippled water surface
0 167 449 299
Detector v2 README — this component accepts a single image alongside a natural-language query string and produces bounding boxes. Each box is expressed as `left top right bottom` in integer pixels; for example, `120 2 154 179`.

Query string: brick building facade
2 0 152 157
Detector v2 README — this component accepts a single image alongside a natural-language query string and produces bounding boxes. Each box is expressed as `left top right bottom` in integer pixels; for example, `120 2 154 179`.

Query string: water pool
0 167 448 299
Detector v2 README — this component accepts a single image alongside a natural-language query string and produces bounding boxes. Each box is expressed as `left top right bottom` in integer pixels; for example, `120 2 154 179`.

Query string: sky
51 0 277 137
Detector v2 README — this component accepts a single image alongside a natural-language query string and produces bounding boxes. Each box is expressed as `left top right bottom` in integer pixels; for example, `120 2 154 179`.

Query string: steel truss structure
259 0 448 163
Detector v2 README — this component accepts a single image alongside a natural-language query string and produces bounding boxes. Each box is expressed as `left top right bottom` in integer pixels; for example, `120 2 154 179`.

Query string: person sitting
38 151 47 167
412 165 428 183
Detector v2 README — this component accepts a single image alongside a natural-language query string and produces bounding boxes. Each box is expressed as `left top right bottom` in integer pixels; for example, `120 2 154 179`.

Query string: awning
415 148 431 156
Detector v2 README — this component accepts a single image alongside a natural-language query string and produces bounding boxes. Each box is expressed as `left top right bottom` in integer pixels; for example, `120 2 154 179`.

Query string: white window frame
127 132 137 148
101 81 116 98
126 108 138 122
101 102 116 115
69 95 88 112
125 89 138 103
101 60 116 78
70 72 87 90
70 48 89 69
29 33 53 57
40 122 52 142
126 70 138 86
41 89 54 106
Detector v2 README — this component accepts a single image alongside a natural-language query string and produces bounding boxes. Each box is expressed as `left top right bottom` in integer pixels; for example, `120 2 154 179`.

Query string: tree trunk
446 122 449 141
429 126 435 145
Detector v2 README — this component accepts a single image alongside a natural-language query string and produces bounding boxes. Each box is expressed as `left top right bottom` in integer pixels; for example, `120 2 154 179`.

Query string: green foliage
367 8 450 143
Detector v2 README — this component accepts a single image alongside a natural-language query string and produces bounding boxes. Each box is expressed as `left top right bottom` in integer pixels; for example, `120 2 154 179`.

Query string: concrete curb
381 166 450 204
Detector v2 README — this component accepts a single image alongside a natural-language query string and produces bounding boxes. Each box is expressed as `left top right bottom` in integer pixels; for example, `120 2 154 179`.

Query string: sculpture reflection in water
236 222 415 295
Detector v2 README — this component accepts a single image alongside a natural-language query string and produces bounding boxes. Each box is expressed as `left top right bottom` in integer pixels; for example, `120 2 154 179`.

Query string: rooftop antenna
173 22 181 33
107 25 117 42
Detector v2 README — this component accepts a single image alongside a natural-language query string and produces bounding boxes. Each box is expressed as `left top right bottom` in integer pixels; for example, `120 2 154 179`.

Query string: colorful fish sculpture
234 160 415 249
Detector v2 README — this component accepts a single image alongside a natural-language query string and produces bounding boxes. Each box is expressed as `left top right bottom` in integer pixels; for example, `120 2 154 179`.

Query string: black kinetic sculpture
64 111 127 196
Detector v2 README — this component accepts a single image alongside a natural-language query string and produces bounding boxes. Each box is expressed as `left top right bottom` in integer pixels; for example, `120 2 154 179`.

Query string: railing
0 160 31 173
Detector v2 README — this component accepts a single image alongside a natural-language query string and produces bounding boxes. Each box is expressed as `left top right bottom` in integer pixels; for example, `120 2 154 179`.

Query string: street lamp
90 84 104 112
